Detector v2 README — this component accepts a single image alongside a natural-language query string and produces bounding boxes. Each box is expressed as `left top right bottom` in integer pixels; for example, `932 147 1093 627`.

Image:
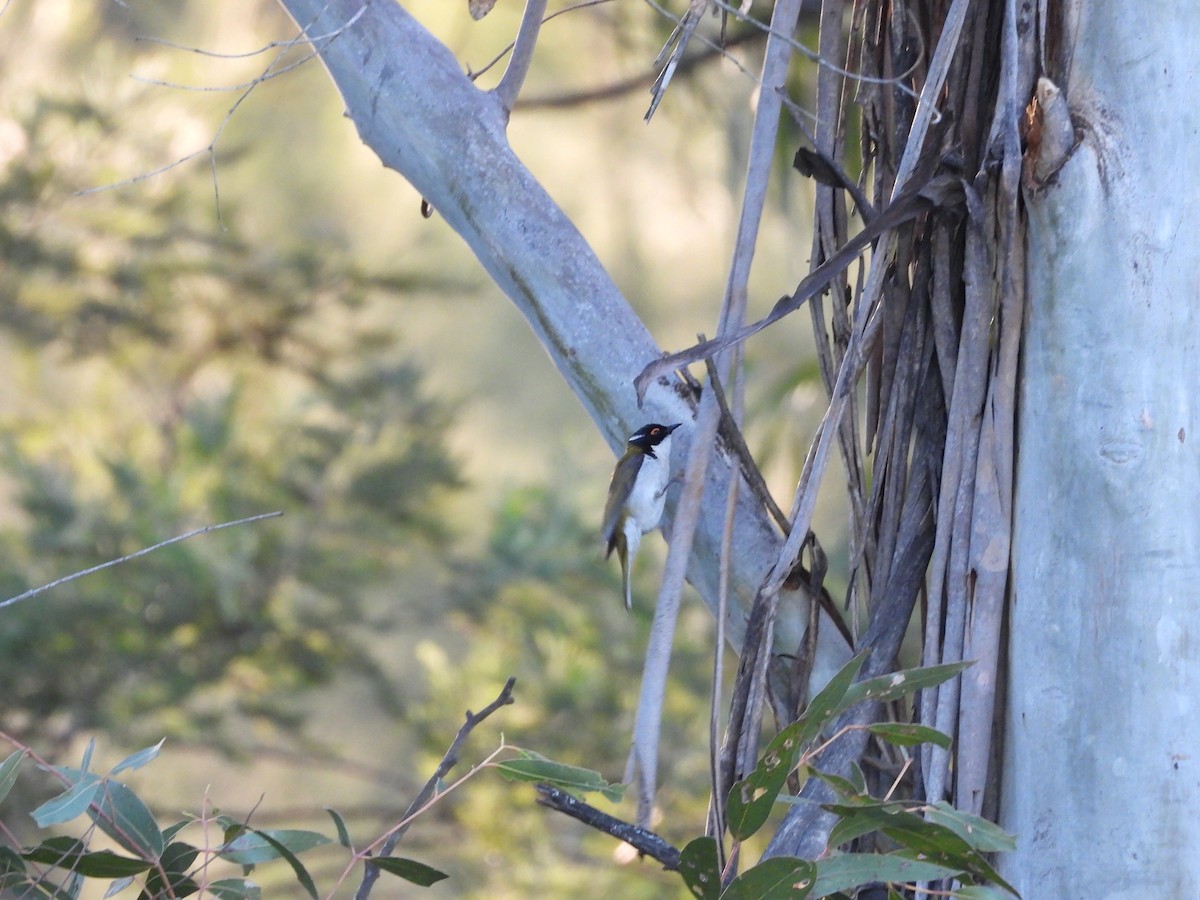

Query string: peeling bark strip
748 0 1028 862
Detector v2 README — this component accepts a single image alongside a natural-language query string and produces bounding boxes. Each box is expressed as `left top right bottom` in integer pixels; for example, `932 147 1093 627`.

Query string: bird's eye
651 428 660 435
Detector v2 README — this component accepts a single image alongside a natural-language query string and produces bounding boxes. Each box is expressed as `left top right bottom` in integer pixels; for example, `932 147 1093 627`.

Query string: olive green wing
601 450 644 556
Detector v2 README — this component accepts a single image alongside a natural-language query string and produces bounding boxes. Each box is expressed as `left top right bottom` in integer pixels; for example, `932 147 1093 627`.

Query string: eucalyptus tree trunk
1000 3 1200 894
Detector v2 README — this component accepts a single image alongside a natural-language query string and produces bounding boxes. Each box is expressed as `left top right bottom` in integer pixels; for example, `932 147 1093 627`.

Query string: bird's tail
622 550 633 611
621 529 641 612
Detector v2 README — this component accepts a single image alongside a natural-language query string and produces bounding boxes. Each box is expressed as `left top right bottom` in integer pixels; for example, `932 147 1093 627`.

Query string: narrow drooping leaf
218 829 330 866
80 739 95 775
102 875 135 898
676 836 720 900
110 739 165 775
324 807 353 848
0 751 24 806
219 829 323 900
368 856 449 886
21 837 152 877
866 722 952 749
495 754 623 803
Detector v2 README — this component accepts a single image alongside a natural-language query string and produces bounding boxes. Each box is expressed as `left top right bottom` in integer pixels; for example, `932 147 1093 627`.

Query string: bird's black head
628 422 680 457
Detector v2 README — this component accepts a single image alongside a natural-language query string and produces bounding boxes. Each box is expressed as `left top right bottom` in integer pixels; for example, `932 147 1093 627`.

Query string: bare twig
80 3 367 228
471 0 620 83
534 784 681 869
353 678 517 900
493 0 550 113
0 511 283 613
519 28 765 110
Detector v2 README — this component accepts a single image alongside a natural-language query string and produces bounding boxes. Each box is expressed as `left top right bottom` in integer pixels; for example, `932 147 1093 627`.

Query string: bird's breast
625 450 670 531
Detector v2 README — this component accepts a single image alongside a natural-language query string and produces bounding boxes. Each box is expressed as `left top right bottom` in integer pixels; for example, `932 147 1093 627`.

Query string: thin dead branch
0 511 283 613
354 678 517 900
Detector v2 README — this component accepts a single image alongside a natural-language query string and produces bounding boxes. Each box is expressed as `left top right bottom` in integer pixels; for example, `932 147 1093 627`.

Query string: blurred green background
0 1 843 895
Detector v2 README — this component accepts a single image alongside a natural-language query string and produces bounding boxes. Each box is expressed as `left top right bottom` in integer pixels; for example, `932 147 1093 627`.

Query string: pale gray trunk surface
1002 2 1200 894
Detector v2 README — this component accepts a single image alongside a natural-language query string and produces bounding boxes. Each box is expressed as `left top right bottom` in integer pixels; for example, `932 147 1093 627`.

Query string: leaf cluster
672 654 1016 900
0 739 450 899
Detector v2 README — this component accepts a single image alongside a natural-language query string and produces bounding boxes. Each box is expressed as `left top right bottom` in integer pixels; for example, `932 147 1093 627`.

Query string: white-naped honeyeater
602 422 681 610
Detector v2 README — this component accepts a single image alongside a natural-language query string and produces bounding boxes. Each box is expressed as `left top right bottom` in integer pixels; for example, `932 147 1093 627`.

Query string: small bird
602 422 681 610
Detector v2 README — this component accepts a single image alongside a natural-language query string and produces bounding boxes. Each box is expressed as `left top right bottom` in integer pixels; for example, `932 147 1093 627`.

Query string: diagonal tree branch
273 0 825 668
534 783 681 869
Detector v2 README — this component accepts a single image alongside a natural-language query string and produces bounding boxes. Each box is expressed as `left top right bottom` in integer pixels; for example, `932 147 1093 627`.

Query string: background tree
0 51 465 752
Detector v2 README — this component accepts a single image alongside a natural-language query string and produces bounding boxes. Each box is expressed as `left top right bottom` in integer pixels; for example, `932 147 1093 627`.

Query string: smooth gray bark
273 0 851 675
1001 2 1200 894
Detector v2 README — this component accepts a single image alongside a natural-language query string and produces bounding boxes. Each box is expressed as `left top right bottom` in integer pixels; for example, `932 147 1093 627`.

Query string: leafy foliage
0 21 463 752
674 655 1017 899
0 734 633 899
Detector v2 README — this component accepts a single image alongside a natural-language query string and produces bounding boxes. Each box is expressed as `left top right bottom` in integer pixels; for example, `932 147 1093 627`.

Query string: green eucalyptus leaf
110 739 165 775
925 802 1017 853
325 807 353 848
866 723 952 749
80 738 95 775
721 857 815 899
103 875 136 898
220 829 323 900
21 837 151 878
0 751 25 807
495 754 623 803
219 829 329 866
811 853 962 896
824 801 915 848
208 877 262 899
86 779 164 859
954 886 1011 899
0 846 25 874
726 654 868 841
835 661 973 719
368 856 449 886
677 836 721 900
806 767 860 798
31 775 101 828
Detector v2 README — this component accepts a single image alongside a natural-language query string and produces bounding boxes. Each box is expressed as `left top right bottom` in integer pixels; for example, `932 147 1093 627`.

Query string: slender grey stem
493 0 549 112
0 511 283 612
